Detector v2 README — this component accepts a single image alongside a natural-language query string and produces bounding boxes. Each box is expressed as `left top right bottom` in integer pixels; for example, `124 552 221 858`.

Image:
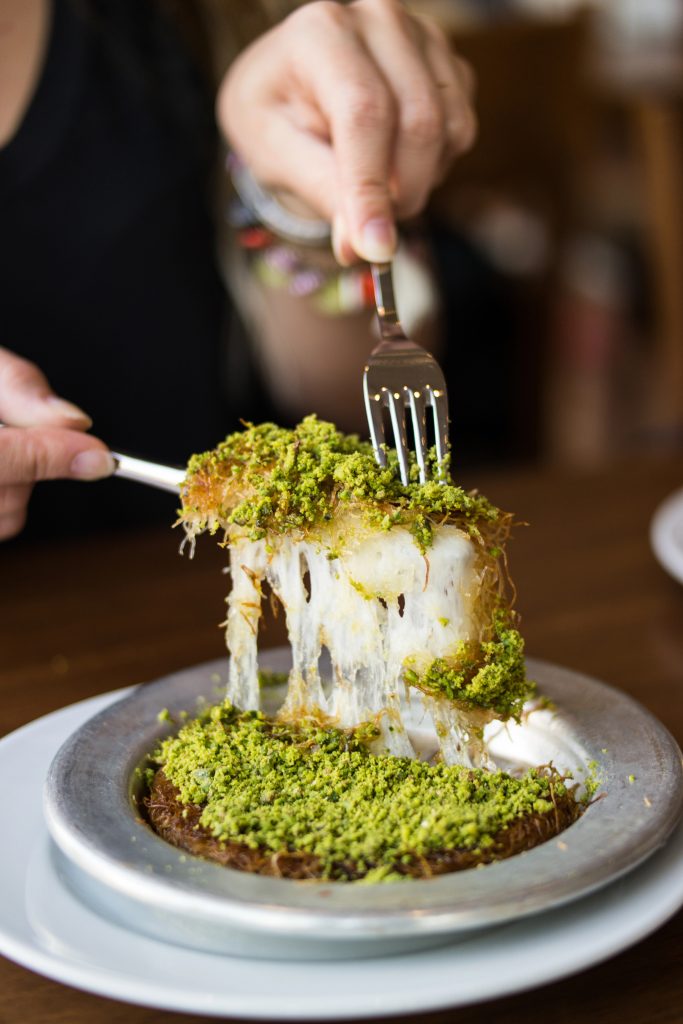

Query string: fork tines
364 262 450 487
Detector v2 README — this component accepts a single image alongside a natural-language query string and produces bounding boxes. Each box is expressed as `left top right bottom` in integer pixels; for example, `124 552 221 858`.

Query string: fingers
0 483 32 517
288 4 398 263
0 510 29 541
0 484 32 541
0 347 91 429
238 111 340 225
219 0 476 264
417 26 477 183
362 7 476 216
217 13 339 223
354 2 445 221
0 426 114 541
0 481 33 544
0 426 114 485
220 3 398 263
332 0 476 245
0 350 110 539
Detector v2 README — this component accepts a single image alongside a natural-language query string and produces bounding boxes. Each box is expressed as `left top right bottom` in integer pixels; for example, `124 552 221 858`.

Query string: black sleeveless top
0 0 261 538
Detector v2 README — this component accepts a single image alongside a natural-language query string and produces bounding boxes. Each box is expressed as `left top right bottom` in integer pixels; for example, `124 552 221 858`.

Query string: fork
110 451 185 492
364 262 450 486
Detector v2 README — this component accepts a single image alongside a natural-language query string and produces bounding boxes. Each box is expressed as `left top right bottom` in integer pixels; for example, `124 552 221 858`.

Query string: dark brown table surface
2 455 683 1024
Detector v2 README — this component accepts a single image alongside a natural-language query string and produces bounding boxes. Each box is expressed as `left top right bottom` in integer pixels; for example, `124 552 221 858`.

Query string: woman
0 0 475 540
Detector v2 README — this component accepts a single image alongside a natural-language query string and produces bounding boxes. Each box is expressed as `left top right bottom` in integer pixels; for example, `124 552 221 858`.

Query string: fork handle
371 263 404 340
111 452 185 493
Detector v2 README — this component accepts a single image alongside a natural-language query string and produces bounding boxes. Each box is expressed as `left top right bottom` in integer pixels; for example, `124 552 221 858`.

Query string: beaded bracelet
255 242 376 315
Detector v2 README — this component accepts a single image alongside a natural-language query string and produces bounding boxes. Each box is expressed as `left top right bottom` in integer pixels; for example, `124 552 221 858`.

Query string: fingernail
47 396 92 424
359 219 396 263
71 450 115 480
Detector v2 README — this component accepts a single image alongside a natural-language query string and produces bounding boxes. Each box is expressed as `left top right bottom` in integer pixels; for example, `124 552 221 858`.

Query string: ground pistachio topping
151 701 570 881
404 613 533 720
182 416 501 549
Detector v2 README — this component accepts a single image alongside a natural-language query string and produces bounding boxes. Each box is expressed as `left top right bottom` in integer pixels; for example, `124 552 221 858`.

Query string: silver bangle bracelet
229 157 331 247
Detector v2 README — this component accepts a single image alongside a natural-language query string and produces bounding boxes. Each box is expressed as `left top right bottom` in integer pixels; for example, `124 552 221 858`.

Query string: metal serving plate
44 653 683 961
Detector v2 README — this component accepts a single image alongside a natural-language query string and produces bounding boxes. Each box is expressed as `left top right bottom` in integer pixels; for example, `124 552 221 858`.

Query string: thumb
0 426 114 484
340 188 397 266
0 347 92 429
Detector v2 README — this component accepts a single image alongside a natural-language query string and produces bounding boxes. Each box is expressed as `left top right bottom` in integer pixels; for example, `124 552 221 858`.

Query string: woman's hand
0 348 114 540
218 0 475 264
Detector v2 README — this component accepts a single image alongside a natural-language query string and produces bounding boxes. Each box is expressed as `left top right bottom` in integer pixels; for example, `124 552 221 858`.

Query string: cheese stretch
225 514 494 763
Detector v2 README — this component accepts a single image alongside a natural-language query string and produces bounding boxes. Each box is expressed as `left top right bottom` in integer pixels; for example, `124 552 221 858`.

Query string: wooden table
2 455 683 1023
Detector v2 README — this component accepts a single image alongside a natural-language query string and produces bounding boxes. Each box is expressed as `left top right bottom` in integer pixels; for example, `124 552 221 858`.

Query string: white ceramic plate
2 689 683 1018
651 486 683 585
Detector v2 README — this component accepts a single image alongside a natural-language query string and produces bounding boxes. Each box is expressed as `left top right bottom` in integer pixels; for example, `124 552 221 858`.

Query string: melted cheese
223 518 495 766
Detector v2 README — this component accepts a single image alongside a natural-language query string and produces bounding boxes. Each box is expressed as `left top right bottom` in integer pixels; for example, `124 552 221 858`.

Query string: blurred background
409 0 683 469
6 0 683 543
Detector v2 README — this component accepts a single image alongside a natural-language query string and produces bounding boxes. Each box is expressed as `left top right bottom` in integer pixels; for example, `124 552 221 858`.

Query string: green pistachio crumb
151 700 571 882
405 613 534 719
584 760 603 799
182 417 500 549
